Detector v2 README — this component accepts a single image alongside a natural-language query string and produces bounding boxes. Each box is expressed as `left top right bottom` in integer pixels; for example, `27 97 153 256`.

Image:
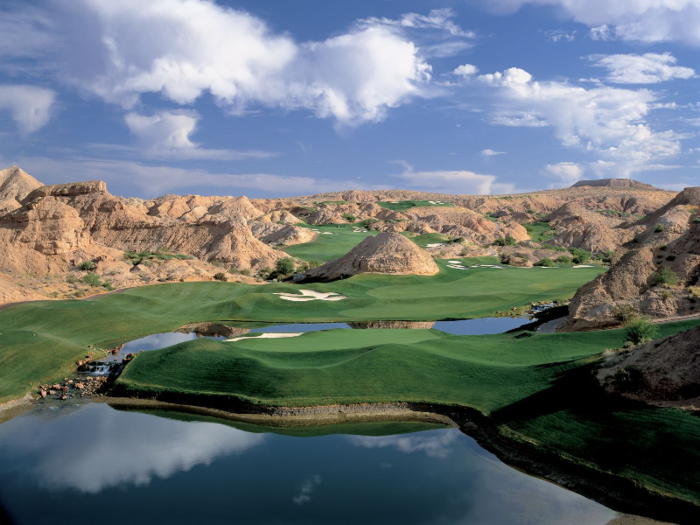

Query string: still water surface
0 402 617 525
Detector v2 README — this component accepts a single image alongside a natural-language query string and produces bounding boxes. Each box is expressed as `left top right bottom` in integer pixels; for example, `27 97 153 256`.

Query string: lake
0 402 618 525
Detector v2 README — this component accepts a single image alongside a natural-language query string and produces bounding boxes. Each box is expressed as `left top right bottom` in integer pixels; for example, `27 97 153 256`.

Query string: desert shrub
614 366 646 392
83 273 102 287
494 235 516 247
102 280 114 291
78 261 96 271
307 260 322 270
653 267 679 287
612 304 637 324
624 316 659 345
534 258 554 267
694 218 700 224
343 213 356 223
275 257 295 275
239 269 251 276
597 250 614 264
568 248 591 264
527 209 535 214
655 224 666 233
540 243 567 252
661 289 673 300
688 286 700 299
213 272 228 282
65 274 79 284
555 255 572 265
228 267 239 275
211 260 223 268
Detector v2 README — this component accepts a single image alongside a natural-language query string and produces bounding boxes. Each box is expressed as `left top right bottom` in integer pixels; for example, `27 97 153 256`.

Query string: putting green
377 200 454 212
117 320 700 508
0 263 603 404
284 224 379 262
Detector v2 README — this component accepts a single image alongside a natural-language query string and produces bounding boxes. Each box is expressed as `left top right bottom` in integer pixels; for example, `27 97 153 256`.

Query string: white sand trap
274 290 347 302
573 265 595 268
322 232 334 235
448 260 462 264
447 265 469 270
425 243 445 248
225 332 303 343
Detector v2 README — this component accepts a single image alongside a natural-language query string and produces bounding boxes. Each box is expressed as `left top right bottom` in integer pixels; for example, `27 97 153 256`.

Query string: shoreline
100 393 698 524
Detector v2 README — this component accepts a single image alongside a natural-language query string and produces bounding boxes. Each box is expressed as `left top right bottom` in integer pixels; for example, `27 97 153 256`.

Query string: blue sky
1 0 700 198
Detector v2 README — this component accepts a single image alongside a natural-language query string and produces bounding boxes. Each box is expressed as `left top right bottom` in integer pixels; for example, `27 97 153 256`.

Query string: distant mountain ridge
571 179 659 191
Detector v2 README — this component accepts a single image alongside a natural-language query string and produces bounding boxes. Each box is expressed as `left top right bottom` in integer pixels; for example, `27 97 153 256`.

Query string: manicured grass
377 200 455 212
284 224 379 262
0 265 603 404
524 221 556 243
117 320 700 506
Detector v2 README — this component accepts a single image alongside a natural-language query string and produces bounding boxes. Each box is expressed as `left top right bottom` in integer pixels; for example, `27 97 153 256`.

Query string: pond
103 317 534 362
0 402 618 525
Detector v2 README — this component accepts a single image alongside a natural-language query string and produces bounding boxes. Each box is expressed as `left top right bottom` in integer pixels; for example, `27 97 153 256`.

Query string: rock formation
304 232 439 281
0 166 43 214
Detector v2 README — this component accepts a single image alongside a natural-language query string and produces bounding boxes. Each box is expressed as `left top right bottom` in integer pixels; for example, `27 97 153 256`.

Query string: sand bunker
448 260 462 264
447 264 469 270
428 200 445 205
573 265 595 268
425 243 445 248
225 332 303 343
274 290 347 302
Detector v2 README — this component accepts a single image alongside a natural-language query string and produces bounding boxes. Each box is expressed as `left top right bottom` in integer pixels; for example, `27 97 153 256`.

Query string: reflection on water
0 403 616 525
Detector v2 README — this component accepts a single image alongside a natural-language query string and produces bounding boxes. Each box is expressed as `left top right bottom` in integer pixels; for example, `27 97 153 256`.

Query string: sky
2 0 700 198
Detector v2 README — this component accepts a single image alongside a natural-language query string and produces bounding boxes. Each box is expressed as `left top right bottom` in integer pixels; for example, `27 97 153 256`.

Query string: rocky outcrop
572 179 660 191
258 224 316 246
304 232 439 281
597 325 700 409
560 188 700 331
545 203 633 252
0 166 43 215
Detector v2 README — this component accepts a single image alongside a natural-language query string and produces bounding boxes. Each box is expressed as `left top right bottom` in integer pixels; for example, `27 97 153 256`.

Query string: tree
275 257 295 275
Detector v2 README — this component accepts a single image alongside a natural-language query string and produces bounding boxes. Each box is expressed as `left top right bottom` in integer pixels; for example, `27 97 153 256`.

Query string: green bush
568 248 591 264
693 218 700 224
213 272 228 282
541 243 567 252
78 261 96 271
83 273 102 287
597 250 614 264
535 258 554 267
624 316 659 345
343 213 356 223
653 267 679 287
555 255 572 265
275 257 295 275
65 274 79 284
494 235 516 247
614 366 646 392
239 269 251 276
655 224 666 233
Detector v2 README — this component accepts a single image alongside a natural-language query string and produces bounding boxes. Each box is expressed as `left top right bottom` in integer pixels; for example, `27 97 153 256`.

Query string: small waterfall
85 363 111 375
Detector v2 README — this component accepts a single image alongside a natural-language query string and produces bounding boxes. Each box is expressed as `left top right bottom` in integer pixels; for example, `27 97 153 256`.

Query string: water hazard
0 402 617 525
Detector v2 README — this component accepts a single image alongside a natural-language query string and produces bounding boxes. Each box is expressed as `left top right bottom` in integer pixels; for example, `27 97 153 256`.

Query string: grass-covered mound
0 265 603 404
116 320 700 509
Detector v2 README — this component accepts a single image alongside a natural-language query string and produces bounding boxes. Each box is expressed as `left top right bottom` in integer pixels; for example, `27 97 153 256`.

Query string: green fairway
116 319 700 507
377 200 455 212
524 221 556 242
284 223 379 261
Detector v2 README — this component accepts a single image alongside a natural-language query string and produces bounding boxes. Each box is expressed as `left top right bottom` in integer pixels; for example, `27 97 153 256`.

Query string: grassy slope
524 221 556 243
0 265 602 404
117 320 700 506
377 200 454 212
284 224 379 262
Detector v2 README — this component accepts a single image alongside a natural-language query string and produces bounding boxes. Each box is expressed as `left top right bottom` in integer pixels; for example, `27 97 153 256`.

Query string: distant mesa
303 232 439 281
571 179 660 191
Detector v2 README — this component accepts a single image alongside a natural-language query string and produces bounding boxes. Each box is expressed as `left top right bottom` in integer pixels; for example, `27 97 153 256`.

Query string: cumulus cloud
0 85 56 135
477 67 682 174
359 8 475 38
588 53 696 84
393 161 514 194
348 431 459 459
292 475 322 505
124 110 276 160
483 0 700 45
453 64 479 77
543 162 585 185
0 0 435 127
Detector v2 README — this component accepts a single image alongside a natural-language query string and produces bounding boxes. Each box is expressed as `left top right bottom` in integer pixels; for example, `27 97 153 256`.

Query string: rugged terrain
561 187 700 331
0 165 680 305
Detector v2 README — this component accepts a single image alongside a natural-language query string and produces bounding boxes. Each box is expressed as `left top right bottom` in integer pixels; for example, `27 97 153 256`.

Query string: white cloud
480 149 506 156
11 156 388 197
359 8 475 38
543 162 585 185
0 85 56 135
2 0 434 127
124 110 276 160
483 0 700 46
588 53 695 84
454 64 479 77
477 67 682 173
488 114 548 127
545 29 576 42
393 161 514 194
348 431 459 459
